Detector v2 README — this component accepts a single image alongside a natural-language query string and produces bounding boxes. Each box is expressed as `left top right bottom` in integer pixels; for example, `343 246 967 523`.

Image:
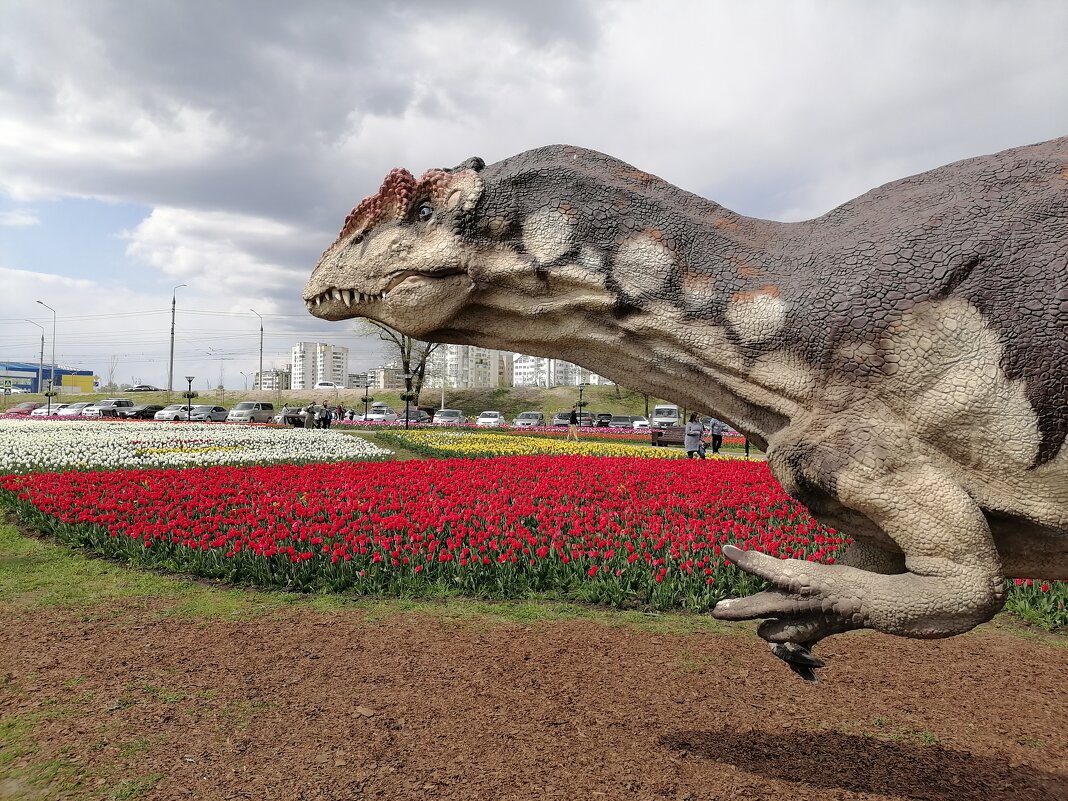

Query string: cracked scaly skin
304 138 1068 674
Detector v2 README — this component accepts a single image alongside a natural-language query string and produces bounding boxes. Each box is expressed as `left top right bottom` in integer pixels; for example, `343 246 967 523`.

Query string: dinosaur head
304 159 487 336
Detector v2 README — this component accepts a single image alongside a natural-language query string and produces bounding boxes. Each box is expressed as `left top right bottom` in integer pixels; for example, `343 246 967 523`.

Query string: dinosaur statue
304 137 1068 680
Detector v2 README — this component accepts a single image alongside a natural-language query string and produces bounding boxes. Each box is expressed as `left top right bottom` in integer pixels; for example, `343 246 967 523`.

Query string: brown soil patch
1 602 1065 801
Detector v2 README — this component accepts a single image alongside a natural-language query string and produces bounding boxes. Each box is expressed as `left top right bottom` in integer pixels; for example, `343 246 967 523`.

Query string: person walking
707 417 726 454
303 402 316 429
684 413 706 459
566 406 580 442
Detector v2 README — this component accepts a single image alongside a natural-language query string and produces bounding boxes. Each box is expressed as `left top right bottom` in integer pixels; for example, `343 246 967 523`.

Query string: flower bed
375 429 692 459
0 419 391 474
1 457 837 610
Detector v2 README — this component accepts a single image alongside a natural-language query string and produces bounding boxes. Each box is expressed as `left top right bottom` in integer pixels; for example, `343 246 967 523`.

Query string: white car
362 404 398 422
631 416 650 430
154 404 191 421
475 411 504 427
31 403 69 417
313 381 340 390
82 398 135 417
56 401 94 416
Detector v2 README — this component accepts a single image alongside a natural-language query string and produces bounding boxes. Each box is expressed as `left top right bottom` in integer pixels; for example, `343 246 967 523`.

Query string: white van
651 404 680 428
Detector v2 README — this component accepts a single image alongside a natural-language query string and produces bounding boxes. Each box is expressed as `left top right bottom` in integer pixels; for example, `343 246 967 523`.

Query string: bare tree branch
354 318 442 404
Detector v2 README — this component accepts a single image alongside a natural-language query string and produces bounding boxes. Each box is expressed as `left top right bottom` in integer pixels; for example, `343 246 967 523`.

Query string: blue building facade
0 361 96 394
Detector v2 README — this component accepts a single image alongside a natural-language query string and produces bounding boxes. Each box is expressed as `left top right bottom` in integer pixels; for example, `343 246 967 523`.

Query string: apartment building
422 344 513 389
290 342 349 389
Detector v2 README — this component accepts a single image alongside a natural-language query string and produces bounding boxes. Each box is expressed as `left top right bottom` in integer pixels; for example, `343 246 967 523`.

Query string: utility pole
24 319 44 392
168 284 186 392
35 300 56 413
250 309 263 393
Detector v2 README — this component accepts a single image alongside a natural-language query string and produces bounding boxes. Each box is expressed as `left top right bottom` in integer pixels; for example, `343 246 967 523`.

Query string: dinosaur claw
769 641 825 683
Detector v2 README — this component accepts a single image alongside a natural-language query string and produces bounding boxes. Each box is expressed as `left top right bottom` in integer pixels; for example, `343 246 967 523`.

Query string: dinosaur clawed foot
768 642 825 683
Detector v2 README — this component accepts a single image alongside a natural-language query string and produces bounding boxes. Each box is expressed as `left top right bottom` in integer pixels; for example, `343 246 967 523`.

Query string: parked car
512 411 545 427
272 407 305 426
609 414 636 428
433 409 468 426
154 404 193 421
313 381 340 390
187 405 228 422
594 412 614 427
116 404 165 420
56 401 94 416
31 403 69 417
362 403 398 422
82 398 135 417
577 411 594 427
651 404 681 427
550 411 571 426
631 416 650 429
127 384 161 392
475 411 505 427
398 408 432 424
226 401 276 423
9 401 45 416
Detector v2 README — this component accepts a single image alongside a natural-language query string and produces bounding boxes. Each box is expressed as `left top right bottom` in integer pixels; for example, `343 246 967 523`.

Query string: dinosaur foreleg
713 437 1006 678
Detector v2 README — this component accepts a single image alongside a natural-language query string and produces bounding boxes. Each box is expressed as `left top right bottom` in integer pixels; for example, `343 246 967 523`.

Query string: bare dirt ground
1 598 1065 801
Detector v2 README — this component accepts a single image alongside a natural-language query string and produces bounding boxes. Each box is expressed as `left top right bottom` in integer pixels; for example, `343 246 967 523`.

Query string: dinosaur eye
416 203 434 222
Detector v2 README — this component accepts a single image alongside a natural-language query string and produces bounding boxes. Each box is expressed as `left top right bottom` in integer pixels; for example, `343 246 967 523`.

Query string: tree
355 320 442 404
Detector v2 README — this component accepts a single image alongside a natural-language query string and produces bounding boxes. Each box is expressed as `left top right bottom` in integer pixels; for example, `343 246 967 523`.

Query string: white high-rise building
511 355 610 387
423 344 513 389
290 342 349 389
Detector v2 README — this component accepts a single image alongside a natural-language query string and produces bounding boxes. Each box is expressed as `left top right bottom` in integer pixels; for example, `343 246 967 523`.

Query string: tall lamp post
184 376 196 422
23 319 44 393
239 371 249 391
249 308 263 393
168 284 186 392
402 372 414 430
360 380 373 422
35 300 56 414
577 382 588 424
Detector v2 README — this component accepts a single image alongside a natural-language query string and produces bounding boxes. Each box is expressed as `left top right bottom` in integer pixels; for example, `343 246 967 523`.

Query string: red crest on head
335 168 459 244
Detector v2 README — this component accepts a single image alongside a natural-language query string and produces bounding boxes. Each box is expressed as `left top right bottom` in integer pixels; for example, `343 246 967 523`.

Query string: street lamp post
577 382 589 424
239 371 249 391
168 284 186 393
35 300 56 414
402 372 414 430
249 309 263 393
360 381 373 422
184 376 196 422
23 319 44 393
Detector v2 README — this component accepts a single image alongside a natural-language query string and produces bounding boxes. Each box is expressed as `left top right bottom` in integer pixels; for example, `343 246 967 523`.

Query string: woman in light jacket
684 413 706 460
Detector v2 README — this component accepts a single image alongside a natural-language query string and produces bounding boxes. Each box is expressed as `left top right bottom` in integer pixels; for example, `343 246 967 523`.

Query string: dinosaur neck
445 213 813 446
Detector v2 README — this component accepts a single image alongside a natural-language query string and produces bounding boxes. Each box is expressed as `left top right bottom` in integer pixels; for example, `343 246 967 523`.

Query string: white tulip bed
0 419 392 474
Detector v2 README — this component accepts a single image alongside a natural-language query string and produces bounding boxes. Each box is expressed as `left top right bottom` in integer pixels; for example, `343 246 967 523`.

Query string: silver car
432 409 468 426
187 405 228 422
511 411 545 427
226 401 275 423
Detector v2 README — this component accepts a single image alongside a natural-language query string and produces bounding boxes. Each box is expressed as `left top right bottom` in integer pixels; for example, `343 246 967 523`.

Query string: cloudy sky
2 0 1066 390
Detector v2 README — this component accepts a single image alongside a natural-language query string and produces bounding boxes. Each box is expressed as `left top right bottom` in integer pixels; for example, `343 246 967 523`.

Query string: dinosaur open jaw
305 288 386 310
304 270 469 320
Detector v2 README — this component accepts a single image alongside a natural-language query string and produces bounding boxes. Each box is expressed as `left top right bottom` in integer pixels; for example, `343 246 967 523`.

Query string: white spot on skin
725 293 787 344
614 236 674 299
522 208 575 264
